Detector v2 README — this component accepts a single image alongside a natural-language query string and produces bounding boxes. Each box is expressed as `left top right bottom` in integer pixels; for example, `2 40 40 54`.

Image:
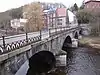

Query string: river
67 47 100 75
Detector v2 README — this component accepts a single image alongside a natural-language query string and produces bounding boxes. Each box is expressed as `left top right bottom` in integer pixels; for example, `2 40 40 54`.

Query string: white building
11 18 27 29
68 10 78 27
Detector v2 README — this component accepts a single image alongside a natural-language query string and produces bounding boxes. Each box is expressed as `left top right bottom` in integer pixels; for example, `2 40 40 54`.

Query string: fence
0 26 79 54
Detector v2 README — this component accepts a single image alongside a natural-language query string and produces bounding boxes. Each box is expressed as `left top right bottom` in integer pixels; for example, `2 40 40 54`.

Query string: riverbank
79 36 100 49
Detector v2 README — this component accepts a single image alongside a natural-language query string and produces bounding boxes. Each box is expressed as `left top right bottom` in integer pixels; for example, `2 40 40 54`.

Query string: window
92 6 95 8
97 4 99 8
57 22 62 25
11 21 14 25
87 5 89 8
57 19 62 21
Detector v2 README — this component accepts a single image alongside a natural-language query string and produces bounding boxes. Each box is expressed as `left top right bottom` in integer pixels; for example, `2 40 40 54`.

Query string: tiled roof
56 8 67 16
85 1 100 4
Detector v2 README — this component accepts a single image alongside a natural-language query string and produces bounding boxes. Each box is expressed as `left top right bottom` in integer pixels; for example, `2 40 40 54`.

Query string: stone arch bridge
0 26 84 75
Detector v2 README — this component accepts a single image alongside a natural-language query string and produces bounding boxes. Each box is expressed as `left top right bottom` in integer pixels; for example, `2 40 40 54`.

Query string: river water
16 47 100 75
67 47 100 75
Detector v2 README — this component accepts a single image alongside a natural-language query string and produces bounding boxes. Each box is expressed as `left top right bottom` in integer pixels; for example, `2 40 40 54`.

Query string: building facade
42 3 69 29
43 8 69 29
56 8 68 27
11 19 27 29
84 0 100 13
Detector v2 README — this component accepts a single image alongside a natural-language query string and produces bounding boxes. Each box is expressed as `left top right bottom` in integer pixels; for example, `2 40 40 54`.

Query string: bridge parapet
0 26 80 55
0 36 41 54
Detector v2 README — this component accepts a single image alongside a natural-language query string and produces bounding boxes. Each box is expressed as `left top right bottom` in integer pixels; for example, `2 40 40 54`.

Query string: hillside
0 10 12 21
0 6 23 29
0 10 12 28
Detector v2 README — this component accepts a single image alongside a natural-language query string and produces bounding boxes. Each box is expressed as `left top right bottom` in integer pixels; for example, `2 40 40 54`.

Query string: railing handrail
0 26 75 40
0 26 80 55
0 32 39 40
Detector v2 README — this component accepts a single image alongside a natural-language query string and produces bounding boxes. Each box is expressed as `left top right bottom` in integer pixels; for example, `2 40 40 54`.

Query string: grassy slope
79 36 100 49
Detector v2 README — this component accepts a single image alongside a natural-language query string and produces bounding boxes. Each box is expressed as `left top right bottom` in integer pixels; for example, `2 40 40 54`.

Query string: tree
76 10 92 24
77 9 100 36
69 3 78 12
0 19 10 29
80 0 85 9
9 7 23 19
89 13 100 36
74 3 78 11
23 2 44 32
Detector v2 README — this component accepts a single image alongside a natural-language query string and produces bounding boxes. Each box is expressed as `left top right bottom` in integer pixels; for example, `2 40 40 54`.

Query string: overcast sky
0 0 89 12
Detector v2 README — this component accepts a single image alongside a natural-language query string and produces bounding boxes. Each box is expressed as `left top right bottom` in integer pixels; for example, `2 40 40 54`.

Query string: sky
0 0 89 12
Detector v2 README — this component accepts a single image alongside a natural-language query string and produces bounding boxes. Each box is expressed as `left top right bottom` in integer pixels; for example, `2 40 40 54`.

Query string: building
67 10 78 27
84 0 100 13
11 19 27 30
43 10 50 30
23 2 68 30
56 8 68 27
23 2 76 30
43 8 69 29
42 3 68 29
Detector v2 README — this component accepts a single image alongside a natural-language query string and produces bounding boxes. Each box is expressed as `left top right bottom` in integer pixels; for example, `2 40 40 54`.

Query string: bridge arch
27 51 56 74
62 35 72 51
79 28 83 35
74 32 78 39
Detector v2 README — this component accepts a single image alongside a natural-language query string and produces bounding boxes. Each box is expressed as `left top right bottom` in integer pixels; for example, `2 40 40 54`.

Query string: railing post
61 27 63 33
55 27 57 35
2 36 6 49
60 27 61 32
55 27 56 35
40 30 42 40
26 32 28 43
49 29 51 37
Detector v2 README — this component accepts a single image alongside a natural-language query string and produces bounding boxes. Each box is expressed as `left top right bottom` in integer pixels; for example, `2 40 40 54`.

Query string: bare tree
90 12 100 36
76 9 92 24
23 2 44 32
76 9 100 36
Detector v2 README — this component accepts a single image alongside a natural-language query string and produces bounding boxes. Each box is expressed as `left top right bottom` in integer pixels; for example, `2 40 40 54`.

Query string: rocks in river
56 50 67 56
47 68 66 75
56 55 66 67
27 51 56 75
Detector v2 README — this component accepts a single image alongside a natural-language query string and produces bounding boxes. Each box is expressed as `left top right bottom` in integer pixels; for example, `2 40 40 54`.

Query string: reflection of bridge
0 26 85 75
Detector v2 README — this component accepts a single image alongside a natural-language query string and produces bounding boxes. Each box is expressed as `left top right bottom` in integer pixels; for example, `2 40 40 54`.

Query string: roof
56 8 67 17
85 1 100 4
